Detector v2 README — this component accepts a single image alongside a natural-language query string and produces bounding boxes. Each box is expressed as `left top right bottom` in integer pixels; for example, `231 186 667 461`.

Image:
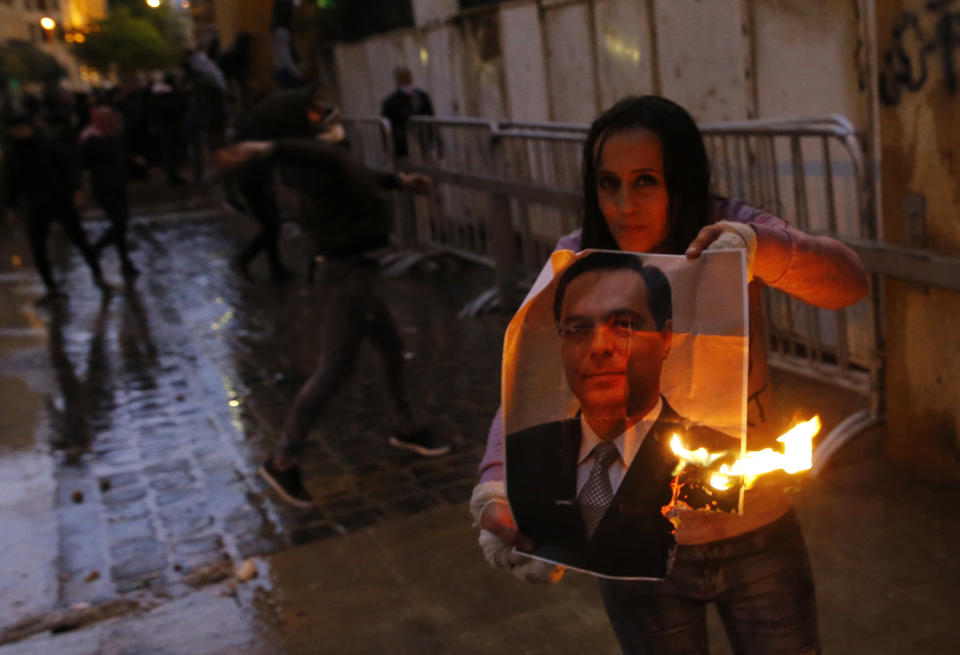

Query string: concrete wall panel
653 0 748 122
454 10 508 119
594 0 656 109
422 26 460 116
878 0 960 479
541 2 600 122
500 1 550 122
401 31 425 73
412 0 459 26
400 30 431 99
363 33 408 115
333 42 373 116
753 0 868 127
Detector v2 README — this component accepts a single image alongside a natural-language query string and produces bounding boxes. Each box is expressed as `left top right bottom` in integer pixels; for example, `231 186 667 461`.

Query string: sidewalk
1 424 956 655
0 182 956 653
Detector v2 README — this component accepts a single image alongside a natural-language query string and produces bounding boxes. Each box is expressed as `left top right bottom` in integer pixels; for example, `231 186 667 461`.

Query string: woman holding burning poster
471 96 868 654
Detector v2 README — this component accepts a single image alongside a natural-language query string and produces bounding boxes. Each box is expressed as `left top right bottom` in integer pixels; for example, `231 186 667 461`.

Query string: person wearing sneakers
216 100 449 508
3 111 106 301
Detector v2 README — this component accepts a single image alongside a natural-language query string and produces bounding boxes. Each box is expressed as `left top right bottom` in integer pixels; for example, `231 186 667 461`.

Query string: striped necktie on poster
578 441 620 538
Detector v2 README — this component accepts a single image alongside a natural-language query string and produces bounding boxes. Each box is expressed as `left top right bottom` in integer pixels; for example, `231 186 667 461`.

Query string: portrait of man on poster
505 251 742 579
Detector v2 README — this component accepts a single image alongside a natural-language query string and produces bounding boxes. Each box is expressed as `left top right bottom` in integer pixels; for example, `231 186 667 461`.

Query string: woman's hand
470 481 562 582
685 223 729 258
685 221 759 279
480 500 535 558
478 500 563 583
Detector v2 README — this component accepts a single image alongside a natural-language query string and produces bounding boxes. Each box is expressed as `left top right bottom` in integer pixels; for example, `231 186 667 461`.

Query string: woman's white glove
470 481 564 584
477 529 564 583
702 220 758 281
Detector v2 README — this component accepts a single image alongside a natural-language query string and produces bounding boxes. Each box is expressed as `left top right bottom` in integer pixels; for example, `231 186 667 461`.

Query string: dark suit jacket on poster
505 398 740 579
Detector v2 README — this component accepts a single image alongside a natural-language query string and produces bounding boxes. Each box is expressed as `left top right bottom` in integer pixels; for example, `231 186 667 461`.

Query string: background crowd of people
0 32 267 299
2 42 449 489
0 30 439 298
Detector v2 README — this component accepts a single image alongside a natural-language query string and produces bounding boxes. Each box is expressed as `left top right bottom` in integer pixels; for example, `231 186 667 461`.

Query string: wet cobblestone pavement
0 207 508 605
4 203 960 655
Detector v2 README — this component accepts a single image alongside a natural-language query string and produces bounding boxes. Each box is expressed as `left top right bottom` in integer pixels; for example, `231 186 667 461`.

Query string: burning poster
503 249 748 579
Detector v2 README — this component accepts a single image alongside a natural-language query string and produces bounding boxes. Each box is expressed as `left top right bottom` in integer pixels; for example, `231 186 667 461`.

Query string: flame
668 437 726 468
670 415 821 491
710 472 734 491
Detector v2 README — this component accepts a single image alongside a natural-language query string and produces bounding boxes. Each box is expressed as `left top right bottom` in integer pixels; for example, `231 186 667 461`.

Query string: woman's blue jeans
598 508 820 655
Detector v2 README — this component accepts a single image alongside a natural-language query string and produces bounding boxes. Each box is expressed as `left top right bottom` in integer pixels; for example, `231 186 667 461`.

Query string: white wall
594 0 656 109
422 25 461 115
453 9 508 118
334 0 874 135
653 0 750 122
363 32 408 111
411 0 459 26
541 1 599 122
334 41 374 116
500 1 549 121
753 0 868 127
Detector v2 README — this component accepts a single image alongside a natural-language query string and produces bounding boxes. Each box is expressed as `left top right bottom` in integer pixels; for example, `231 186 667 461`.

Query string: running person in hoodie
229 85 328 281
216 94 450 508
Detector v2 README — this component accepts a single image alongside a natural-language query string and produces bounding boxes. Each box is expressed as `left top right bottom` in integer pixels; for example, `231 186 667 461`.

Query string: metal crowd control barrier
406 117 502 271
349 114 885 467
341 116 422 263
696 118 884 473
341 116 395 172
405 117 582 313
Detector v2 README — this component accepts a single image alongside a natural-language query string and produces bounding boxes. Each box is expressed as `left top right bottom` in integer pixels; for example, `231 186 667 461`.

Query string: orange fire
670 416 822 491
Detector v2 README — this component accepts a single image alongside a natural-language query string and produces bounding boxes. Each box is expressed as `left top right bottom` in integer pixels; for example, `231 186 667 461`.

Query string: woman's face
594 127 669 253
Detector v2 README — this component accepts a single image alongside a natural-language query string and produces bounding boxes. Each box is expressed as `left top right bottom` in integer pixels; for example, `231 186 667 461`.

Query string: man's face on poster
558 269 672 421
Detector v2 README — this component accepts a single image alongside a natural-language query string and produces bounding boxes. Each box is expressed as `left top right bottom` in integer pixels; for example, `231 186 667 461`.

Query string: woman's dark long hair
580 96 712 254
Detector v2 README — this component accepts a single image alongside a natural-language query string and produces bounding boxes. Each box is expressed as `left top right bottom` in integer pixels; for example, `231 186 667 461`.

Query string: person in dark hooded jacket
216 94 449 508
3 112 105 300
229 85 332 281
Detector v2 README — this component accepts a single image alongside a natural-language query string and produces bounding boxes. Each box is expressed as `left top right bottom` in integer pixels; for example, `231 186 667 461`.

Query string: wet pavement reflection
3 208 960 655
0 209 507 604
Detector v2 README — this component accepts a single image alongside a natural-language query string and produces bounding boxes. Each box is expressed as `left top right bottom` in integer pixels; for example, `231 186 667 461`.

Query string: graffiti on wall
880 0 960 105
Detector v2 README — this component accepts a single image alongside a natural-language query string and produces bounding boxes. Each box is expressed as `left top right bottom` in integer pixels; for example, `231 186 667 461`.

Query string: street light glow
146 0 161 7
40 17 56 30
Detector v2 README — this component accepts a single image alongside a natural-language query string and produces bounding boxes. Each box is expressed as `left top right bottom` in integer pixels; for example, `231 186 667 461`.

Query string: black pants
94 186 135 269
27 199 102 290
156 123 183 183
237 178 286 277
278 257 414 461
